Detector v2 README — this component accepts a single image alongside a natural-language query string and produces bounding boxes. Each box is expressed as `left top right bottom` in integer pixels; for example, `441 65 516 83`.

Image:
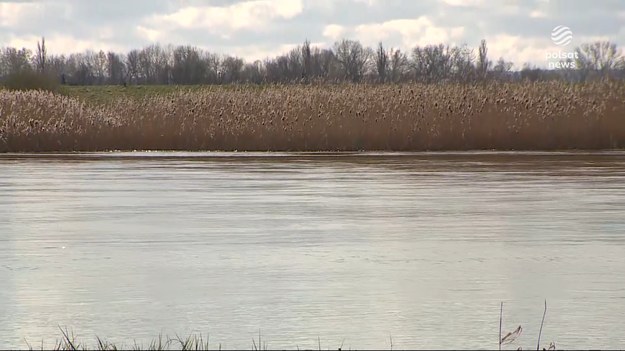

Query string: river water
1 152 624 349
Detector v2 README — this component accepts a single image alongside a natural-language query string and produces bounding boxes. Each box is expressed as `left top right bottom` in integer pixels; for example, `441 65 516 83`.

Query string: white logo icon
551 25 573 46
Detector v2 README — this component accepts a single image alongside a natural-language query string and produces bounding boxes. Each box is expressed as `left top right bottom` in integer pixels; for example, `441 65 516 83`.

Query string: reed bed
1 82 624 152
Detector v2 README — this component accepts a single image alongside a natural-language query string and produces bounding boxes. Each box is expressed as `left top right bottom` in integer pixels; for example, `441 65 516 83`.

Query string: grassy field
1 82 624 152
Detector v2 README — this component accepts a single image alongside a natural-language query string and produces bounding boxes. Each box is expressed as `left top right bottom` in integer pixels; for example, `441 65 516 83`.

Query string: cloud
0 1 43 27
322 24 345 41
323 17 465 49
144 0 304 33
0 0 623 68
4 33 128 55
351 0 380 6
136 25 162 43
486 34 545 68
224 43 303 61
441 0 485 7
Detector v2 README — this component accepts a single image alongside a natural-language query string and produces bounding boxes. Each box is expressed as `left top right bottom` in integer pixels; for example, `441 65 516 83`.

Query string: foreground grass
38 329 320 351
1 82 624 152
36 329 216 351
23 302 556 350
25 327 556 351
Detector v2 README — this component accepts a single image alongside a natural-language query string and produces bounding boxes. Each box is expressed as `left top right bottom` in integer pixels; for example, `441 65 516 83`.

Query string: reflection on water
1 152 625 349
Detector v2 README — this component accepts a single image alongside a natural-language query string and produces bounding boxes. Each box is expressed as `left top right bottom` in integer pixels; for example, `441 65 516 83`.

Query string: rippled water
1 152 625 349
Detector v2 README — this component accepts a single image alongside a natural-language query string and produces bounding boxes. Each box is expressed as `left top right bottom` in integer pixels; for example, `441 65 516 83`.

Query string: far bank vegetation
0 38 624 152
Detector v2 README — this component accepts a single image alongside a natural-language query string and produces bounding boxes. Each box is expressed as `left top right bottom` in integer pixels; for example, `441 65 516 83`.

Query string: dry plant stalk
1 81 624 152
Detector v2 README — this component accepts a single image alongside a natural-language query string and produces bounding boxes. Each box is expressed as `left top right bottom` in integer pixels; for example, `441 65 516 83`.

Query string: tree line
1 37 624 86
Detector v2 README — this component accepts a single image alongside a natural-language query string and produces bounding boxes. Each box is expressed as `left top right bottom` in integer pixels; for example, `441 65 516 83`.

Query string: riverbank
1 82 624 152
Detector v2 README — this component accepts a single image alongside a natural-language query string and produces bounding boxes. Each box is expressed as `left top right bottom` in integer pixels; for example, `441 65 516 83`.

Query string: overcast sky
1 0 624 68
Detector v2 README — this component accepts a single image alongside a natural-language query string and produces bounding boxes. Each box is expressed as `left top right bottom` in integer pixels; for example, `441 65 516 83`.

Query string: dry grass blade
175 333 191 350
29 331 220 351
537 300 547 350
23 338 33 351
174 333 211 350
131 340 142 351
95 336 117 351
147 333 168 350
57 326 79 351
501 325 523 345
499 302 503 351
96 336 106 350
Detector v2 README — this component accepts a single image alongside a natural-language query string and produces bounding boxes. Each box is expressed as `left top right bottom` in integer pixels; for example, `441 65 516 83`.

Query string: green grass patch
61 84 274 106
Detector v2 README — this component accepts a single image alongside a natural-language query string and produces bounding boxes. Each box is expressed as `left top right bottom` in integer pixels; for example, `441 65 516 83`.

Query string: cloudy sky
1 0 624 68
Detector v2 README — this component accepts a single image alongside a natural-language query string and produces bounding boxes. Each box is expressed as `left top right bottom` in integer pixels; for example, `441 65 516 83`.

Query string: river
1 152 624 349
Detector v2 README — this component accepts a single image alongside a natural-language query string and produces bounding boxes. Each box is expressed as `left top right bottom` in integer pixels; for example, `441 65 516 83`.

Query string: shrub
2 69 60 93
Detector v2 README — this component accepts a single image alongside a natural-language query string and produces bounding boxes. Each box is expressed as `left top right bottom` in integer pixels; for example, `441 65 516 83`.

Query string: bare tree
312 48 337 81
66 52 94 85
172 45 206 84
334 39 372 83
492 57 513 80
388 48 409 83
301 39 312 82
450 44 475 82
47 54 67 82
138 47 152 83
575 41 623 80
92 50 108 84
412 44 454 83
0 47 32 75
241 60 265 84
375 42 389 83
138 44 170 84
263 58 281 83
288 46 303 81
125 49 140 84
264 46 306 83
520 63 542 82
476 39 491 81
5 36 624 86
202 52 221 84
107 51 126 85
35 37 47 73
220 55 244 83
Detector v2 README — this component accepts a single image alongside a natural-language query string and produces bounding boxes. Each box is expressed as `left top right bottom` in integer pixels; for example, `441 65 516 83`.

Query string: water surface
1 152 625 349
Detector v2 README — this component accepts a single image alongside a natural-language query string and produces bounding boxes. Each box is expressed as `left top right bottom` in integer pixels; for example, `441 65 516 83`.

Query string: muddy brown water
1 152 624 349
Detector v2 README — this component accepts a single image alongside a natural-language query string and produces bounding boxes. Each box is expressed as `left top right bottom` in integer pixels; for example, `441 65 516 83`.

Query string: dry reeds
41 327 215 350
1 81 624 152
